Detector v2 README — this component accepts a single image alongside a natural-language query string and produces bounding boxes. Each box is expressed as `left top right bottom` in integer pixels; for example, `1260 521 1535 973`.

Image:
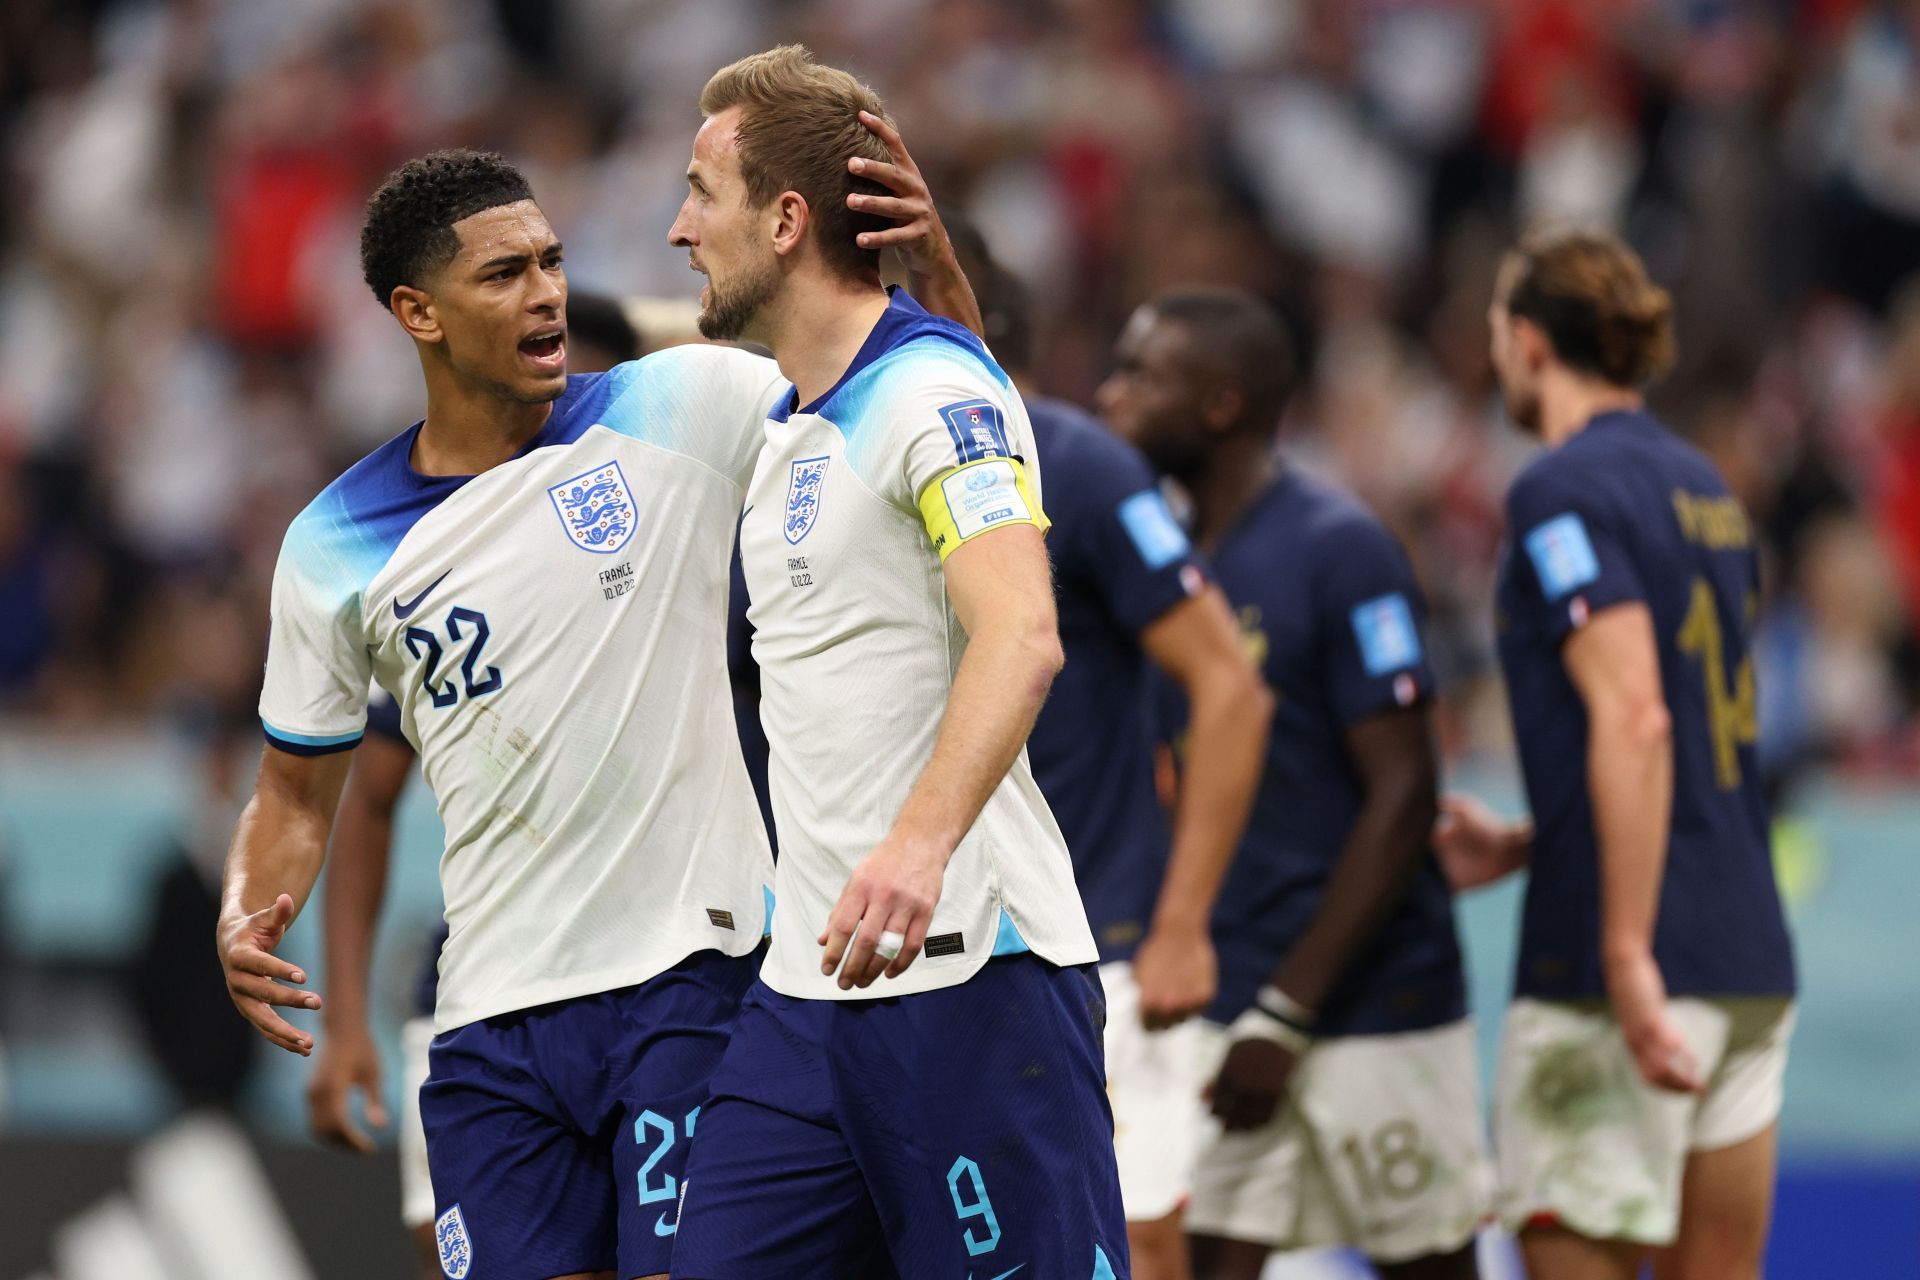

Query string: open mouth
519 332 566 365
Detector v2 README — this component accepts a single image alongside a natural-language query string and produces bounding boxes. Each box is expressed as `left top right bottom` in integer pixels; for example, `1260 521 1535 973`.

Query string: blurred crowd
2 0 1919 791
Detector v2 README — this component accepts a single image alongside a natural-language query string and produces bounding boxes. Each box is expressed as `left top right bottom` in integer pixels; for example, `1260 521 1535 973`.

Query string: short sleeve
258 526 372 755
601 347 788 490
1506 463 1645 641
850 352 1048 560
1059 437 1207 635
1315 518 1436 724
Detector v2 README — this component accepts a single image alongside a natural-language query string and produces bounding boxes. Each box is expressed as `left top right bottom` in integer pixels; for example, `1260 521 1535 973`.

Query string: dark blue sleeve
1058 434 1208 635
1315 517 1437 724
364 689 408 745
1505 460 1645 642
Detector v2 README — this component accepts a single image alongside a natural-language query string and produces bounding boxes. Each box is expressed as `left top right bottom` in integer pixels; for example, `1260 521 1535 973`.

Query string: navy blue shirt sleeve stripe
263 726 363 756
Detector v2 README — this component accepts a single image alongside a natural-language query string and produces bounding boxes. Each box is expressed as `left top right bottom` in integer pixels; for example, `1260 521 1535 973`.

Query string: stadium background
1 0 1917 1274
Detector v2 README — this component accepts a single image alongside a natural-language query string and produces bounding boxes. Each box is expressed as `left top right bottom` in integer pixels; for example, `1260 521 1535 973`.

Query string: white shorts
1102 960 1217 1221
1495 996 1795 1246
399 1015 436 1229
1187 1018 1494 1263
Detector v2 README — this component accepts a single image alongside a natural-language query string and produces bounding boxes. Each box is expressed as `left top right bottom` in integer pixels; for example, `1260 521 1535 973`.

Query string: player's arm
847 110 984 338
1563 602 1703 1094
217 744 353 1056
307 730 416 1151
820 523 1062 989
1132 587 1272 1029
1210 705 1438 1131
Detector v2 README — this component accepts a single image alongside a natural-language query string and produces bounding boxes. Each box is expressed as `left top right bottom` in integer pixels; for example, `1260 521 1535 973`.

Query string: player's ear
391 285 444 345
1516 315 1550 372
770 190 808 260
1201 384 1247 434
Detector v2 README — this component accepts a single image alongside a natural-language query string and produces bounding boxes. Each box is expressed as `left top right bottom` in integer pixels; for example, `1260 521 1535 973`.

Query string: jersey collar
770 286 929 423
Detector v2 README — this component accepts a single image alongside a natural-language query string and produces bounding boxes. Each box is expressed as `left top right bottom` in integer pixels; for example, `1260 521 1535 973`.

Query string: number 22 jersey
259 347 785 1033
1495 409 1795 1003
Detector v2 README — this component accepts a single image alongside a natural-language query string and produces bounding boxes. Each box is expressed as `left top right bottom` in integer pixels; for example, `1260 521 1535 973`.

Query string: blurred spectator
0 0 1912 766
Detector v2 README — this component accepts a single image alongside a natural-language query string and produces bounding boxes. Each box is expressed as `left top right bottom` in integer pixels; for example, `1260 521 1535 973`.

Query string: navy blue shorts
671 955 1130 1279
418 947 758 1279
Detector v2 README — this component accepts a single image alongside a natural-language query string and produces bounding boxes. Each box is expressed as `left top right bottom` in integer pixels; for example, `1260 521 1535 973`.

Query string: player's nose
668 202 695 248
528 269 563 313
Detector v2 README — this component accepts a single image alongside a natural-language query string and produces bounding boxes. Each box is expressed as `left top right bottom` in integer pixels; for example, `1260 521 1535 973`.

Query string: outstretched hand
219 893 320 1055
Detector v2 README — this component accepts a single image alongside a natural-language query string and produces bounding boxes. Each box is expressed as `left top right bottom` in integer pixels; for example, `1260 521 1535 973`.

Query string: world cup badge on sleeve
435 1204 472 1279
548 460 636 554
785 456 831 544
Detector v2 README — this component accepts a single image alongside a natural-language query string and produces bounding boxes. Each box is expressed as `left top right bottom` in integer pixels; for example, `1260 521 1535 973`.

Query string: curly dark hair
359 149 535 310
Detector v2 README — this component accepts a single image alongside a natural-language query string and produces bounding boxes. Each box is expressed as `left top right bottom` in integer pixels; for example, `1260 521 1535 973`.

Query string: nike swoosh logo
653 1212 678 1237
393 569 452 620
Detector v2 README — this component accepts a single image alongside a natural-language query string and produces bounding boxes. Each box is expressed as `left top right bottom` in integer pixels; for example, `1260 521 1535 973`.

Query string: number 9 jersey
258 346 787 1034
1494 408 1795 1003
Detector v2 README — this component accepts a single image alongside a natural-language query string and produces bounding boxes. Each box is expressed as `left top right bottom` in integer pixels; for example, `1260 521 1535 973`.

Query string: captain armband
916 456 1049 562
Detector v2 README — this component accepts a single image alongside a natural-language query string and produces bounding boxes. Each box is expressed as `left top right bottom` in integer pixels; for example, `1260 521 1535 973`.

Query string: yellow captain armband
916 456 1049 561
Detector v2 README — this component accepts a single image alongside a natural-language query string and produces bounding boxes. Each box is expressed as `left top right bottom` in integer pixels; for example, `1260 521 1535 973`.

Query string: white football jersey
741 290 1099 1000
260 347 784 1032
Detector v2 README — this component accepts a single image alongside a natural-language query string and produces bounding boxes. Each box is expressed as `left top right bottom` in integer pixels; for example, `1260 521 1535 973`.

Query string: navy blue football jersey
1167 470 1465 1034
1025 398 1206 962
1496 409 1795 1001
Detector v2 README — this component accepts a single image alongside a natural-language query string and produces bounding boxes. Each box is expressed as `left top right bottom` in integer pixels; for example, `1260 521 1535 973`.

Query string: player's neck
1540 373 1642 449
1189 436 1280 552
760 272 890 409
414 368 554 477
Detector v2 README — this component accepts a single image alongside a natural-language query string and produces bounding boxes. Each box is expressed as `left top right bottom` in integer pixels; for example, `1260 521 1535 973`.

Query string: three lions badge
435 1204 472 1278
548 460 635 554
785 456 831 544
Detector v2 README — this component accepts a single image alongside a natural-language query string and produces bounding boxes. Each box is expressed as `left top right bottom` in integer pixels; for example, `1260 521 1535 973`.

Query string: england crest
435 1204 472 1279
547 460 635 554
785 456 831 544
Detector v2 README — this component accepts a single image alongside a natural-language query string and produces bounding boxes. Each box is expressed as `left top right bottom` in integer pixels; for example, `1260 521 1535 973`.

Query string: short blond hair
700 45 894 281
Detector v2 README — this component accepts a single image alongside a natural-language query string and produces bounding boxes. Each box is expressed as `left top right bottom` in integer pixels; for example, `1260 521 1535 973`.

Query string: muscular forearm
221 754 348 928
224 793 332 924
1152 671 1270 931
1590 700 1674 962
1271 768 1437 1013
892 623 1062 857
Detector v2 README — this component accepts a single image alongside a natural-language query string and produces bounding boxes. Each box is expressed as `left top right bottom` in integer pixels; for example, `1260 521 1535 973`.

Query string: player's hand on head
1605 948 1705 1094
1208 1036 1300 1133
218 892 321 1056
307 1020 389 1153
818 832 947 990
1132 926 1217 1030
845 111 948 275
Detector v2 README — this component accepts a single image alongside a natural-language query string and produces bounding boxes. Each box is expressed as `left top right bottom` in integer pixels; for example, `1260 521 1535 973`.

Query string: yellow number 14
1675 577 1757 789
